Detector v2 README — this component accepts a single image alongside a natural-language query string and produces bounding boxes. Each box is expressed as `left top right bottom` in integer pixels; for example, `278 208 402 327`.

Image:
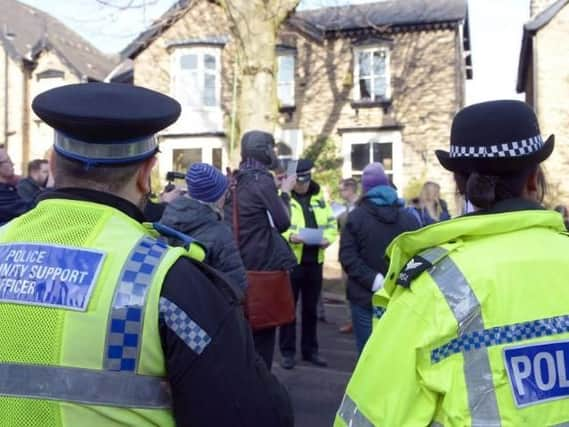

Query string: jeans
350 302 373 355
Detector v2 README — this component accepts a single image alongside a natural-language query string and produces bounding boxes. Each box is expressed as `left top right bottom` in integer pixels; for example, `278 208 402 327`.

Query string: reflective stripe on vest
432 314 569 363
104 236 169 372
426 248 501 426
0 362 171 408
337 394 374 427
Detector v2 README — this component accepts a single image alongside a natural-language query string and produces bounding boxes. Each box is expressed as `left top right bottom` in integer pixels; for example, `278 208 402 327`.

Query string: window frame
353 45 391 103
170 46 222 111
277 53 296 108
341 129 402 190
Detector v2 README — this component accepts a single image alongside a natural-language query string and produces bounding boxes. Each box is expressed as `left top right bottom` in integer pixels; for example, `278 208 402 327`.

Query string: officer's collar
39 187 146 223
467 197 544 217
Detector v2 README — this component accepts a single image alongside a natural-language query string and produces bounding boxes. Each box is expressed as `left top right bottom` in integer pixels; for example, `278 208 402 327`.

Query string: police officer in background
0 83 292 427
335 100 569 426
280 159 337 369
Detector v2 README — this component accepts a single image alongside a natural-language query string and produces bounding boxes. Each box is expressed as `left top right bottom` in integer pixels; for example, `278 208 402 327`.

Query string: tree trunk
220 0 300 140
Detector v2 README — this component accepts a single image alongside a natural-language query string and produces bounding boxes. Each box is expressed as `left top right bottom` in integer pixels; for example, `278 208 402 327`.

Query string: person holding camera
228 130 298 369
160 163 248 292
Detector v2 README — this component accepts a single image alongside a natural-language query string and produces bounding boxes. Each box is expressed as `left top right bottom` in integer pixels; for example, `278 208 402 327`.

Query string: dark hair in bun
454 166 545 209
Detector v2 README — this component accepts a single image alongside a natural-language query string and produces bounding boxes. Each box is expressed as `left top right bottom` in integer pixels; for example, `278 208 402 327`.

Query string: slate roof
517 0 569 92
295 0 467 33
123 0 468 59
0 0 115 81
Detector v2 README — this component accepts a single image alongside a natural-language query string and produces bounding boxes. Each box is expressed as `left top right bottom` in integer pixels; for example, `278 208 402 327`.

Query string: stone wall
28 50 80 164
1 53 25 175
0 47 80 174
134 1 464 210
534 4 569 203
280 27 462 208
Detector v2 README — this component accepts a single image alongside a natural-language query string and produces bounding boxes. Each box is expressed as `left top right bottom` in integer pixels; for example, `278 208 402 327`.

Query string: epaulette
396 246 449 288
151 222 207 262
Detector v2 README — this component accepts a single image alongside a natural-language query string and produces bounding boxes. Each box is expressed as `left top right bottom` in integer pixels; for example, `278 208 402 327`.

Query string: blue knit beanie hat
186 163 229 203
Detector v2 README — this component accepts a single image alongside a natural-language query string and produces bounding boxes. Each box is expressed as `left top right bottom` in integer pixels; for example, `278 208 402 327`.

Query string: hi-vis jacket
335 207 569 426
0 198 204 426
282 189 337 264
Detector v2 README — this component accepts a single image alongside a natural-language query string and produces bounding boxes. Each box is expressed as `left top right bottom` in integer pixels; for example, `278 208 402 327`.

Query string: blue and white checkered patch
449 135 544 159
104 237 168 372
159 297 211 354
432 314 569 364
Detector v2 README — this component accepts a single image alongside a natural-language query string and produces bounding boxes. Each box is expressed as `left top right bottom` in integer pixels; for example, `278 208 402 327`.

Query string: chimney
530 0 557 17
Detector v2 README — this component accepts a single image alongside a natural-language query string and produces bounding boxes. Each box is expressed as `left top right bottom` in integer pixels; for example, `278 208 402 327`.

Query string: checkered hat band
159 297 211 354
104 236 168 372
431 313 569 364
449 135 544 159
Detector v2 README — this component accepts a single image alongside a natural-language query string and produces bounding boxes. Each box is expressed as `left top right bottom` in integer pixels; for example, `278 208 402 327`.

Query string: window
173 48 220 110
277 55 295 107
350 140 393 179
354 47 390 102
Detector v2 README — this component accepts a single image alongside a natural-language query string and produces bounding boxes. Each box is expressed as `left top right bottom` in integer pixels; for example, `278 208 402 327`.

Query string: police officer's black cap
296 159 313 183
32 82 181 165
436 100 554 175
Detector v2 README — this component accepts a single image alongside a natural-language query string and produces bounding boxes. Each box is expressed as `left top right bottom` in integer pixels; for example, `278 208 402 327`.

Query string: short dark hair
454 165 545 209
341 178 358 192
27 159 48 176
53 152 145 193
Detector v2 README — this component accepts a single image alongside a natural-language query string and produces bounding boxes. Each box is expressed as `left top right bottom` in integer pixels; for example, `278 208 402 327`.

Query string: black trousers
253 327 276 369
279 263 323 358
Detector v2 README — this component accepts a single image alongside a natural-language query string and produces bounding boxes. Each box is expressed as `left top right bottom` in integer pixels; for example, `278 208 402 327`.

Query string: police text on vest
504 340 569 407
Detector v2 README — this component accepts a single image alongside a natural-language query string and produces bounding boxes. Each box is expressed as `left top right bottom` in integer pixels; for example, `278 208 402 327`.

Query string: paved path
273 301 357 427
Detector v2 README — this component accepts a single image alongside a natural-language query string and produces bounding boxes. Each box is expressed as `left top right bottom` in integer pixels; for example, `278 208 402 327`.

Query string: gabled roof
516 0 569 92
122 0 194 60
123 0 468 59
0 0 115 81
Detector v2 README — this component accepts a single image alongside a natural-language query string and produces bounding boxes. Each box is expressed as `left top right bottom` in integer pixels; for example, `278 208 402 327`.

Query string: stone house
0 0 115 175
124 0 472 202
517 0 569 202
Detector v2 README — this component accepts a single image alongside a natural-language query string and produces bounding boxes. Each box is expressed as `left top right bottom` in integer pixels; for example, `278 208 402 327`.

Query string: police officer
335 100 569 426
0 83 293 427
280 159 337 369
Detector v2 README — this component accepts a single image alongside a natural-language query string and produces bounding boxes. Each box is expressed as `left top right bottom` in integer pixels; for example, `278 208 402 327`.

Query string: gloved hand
372 273 385 292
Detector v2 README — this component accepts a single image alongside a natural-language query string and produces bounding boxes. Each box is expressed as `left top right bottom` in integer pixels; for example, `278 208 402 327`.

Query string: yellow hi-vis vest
282 190 337 264
0 198 204 427
336 209 569 427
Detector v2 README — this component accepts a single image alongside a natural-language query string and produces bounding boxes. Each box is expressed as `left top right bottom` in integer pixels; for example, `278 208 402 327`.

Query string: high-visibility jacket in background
0 198 204 426
282 189 337 263
335 208 569 426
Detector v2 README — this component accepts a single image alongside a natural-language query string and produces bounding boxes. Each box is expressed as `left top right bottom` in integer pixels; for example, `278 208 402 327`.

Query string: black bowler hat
32 82 181 165
296 159 314 183
435 100 554 175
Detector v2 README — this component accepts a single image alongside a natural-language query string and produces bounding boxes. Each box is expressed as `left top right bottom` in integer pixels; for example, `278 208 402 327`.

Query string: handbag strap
230 173 240 247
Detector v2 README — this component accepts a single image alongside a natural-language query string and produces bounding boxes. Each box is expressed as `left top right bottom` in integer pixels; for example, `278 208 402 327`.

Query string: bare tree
218 0 301 135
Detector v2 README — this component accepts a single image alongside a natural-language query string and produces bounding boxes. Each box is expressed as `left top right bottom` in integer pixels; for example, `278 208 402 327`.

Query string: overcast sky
18 0 530 104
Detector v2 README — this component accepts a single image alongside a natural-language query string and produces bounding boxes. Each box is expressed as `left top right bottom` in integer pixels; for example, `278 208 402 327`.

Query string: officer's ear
136 156 157 195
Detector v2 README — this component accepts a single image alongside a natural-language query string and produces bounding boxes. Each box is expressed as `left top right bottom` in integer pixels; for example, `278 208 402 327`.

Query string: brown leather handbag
231 182 295 331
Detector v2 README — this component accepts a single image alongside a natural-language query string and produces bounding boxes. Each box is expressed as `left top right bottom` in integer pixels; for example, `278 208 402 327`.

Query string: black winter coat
340 199 420 308
228 168 296 271
160 196 248 292
0 183 32 225
17 177 43 203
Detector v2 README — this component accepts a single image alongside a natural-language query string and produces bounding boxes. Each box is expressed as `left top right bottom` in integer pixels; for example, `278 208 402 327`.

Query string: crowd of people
1 82 569 426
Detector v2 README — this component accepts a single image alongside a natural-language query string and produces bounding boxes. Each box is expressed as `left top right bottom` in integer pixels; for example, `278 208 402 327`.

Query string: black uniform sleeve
159 257 293 427
256 177 291 233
